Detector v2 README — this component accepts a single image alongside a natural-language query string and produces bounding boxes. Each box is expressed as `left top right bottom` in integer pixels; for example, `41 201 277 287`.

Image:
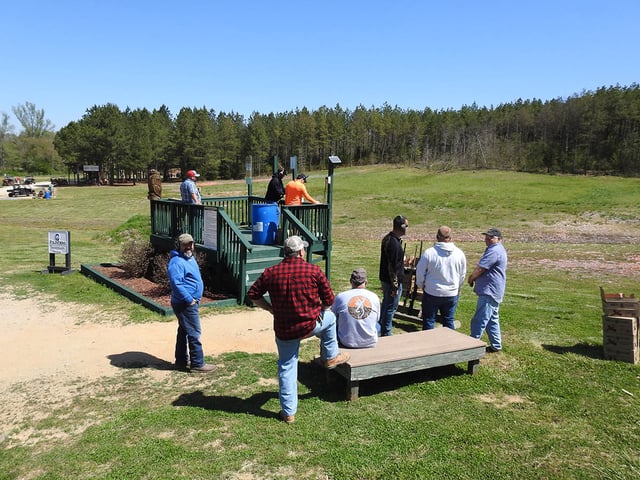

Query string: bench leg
347 380 360 401
467 359 480 375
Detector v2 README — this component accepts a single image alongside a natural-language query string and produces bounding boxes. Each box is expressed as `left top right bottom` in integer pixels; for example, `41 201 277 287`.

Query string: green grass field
1 167 639 479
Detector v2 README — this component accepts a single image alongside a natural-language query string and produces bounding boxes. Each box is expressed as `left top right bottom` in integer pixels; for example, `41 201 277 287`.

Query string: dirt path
0 293 277 440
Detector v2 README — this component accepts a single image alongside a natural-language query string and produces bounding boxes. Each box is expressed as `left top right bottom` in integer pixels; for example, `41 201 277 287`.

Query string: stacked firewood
600 287 639 364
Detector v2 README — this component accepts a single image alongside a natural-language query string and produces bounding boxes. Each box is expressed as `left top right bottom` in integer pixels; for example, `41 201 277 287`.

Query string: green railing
281 204 331 272
151 196 275 240
151 199 203 241
216 207 253 303
282 204 329 242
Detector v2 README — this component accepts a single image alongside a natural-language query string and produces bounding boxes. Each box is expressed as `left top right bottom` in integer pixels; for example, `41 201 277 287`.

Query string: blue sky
2 0 638 132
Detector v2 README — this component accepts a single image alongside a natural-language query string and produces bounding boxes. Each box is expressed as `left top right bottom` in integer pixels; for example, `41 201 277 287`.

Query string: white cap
284 235 308 254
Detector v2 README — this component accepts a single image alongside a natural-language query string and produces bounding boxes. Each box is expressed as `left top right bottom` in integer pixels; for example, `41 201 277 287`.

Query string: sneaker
190 363 216 373
486 346 502 353
324 352 351 369
279 410 295 424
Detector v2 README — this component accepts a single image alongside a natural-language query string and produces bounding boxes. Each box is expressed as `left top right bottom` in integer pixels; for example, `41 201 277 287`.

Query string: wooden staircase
149 196 332 305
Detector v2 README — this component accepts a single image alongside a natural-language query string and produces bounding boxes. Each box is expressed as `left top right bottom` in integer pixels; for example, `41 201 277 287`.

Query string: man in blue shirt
180 169 201 204
468 228 508 352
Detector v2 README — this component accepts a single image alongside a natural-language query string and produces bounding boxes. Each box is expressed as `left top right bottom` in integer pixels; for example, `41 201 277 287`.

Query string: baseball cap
186 170 200 178
483 228 502 238
393 215 408 229
350 268 367 285
284 235 309 254
178 233 194 244
296 173 307 182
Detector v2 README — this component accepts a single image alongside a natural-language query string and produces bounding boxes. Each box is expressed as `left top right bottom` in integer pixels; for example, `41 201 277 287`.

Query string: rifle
408 241 423 315
402 243 418 309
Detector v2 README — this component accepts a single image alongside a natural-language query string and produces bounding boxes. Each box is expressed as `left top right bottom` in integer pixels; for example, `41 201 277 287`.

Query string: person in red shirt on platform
248 235 349 424
284 173 320 205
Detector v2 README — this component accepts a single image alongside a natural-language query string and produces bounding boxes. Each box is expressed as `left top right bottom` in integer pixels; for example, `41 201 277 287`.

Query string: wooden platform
332 328 487 400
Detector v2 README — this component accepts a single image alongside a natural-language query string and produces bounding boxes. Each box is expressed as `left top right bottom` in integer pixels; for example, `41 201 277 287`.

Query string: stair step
246 268 270 278
246 257 282 266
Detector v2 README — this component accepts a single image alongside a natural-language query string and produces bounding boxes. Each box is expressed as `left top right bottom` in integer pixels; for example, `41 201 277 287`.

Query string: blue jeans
379 281 402 336
422 293 459 330
172 302 205 368
274 310 339 416
470 294 502 350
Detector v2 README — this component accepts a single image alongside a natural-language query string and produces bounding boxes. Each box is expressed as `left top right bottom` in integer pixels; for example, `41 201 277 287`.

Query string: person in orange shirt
284 174 320 205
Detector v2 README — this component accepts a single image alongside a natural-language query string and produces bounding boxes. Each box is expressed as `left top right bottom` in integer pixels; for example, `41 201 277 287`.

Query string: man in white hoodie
415 226 467 330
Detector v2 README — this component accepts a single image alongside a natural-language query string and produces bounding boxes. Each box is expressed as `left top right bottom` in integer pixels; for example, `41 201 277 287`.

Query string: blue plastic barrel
251 203 280 245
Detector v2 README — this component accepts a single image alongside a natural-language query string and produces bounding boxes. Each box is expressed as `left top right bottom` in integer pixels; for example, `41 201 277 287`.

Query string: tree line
1 102 59 176
3 84 640 181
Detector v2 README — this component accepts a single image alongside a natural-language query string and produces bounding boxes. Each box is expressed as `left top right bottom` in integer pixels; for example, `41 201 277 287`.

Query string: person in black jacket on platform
265 167 286 203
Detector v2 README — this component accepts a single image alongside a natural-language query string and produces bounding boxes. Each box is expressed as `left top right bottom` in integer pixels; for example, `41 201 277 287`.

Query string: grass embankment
1 167 639 479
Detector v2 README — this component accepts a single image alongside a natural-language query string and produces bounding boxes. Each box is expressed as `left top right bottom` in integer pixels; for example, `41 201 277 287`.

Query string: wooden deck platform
332 328 487 400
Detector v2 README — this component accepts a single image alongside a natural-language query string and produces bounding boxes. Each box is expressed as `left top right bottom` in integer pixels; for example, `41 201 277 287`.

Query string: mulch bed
92 265 231 307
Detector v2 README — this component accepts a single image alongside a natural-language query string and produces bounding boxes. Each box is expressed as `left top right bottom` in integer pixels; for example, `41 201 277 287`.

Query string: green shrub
147 251 170 288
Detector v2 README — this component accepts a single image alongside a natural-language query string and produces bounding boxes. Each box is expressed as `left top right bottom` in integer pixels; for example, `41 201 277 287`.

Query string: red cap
186 170 200 178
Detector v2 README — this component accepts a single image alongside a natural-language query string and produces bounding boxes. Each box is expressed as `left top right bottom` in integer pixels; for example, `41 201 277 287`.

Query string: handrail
281 209 317 244
217 208 254 252
283 204 329 241
216 207 250 304
281 206 329 270
150 199 205 242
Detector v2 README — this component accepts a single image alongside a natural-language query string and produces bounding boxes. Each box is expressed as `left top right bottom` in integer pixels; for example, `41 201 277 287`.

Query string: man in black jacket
265 167 286 203
378 215 408 336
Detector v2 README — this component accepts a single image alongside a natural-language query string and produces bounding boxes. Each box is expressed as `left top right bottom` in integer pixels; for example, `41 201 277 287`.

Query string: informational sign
245 158 253 185
203 208 218 251
43 230 74 274
83 165 99 172
48 230 70 254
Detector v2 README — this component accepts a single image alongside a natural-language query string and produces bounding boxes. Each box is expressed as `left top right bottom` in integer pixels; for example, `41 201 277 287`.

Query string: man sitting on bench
332 268 380 348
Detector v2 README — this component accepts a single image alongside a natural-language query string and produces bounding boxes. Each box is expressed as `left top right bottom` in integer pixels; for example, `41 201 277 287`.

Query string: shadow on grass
541 343 603 360
298 361 467 401
107 351 175 370
393 321 422 334
168 363 350 421
167 367 460 420
172 390 279 420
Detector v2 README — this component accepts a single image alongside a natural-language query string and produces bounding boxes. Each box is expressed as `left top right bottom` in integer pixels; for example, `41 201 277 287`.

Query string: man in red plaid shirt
248 235 350 424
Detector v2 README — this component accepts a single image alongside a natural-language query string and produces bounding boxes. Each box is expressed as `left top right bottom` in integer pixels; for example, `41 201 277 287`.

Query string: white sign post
44 230 74 274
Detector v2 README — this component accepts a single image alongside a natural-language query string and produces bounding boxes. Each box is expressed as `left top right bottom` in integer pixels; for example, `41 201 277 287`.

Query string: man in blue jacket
168 233 215 373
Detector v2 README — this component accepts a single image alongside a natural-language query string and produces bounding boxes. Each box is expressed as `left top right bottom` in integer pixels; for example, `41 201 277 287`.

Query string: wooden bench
331 328 487 400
